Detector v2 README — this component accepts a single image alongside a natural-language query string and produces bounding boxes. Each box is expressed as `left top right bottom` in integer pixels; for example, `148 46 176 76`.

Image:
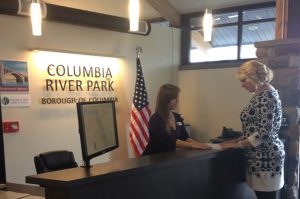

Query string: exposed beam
0 0 151 36
191 31 211 49
146 0 181 28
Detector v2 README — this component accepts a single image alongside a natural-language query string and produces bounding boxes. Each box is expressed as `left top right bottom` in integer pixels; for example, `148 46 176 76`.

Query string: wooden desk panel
26 149 255 199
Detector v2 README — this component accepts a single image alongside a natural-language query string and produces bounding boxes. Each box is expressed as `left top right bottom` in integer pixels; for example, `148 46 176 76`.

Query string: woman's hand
176 139 211 150
221 137 242 144
191 142 212 150
221 139 250 150
220 142 239 149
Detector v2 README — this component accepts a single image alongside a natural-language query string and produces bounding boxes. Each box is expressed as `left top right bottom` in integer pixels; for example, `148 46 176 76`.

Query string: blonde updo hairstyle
236 60 273 86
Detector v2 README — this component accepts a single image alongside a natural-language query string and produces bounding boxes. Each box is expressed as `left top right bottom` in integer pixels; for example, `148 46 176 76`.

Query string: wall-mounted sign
1 94 31 107
0 60 29 91
45 64 113 92
32 51 120 105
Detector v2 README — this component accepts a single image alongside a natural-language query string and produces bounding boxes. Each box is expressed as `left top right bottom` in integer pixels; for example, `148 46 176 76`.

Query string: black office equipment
210 126 242 143
34 150 78 174
76 101 119 168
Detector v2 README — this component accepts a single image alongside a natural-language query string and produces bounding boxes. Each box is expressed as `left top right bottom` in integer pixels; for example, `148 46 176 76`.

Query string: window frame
180 2 276 70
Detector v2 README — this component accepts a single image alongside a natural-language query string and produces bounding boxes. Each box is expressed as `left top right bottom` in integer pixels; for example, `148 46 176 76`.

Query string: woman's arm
176 138 211 149
221 138 251 149
221 137 243 144
173 113 211 150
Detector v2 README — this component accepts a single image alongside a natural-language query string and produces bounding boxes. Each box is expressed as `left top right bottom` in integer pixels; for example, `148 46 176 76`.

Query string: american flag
129 57 151 156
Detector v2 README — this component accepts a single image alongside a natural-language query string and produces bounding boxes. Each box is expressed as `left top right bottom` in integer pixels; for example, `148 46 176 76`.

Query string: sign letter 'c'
47 64 55 76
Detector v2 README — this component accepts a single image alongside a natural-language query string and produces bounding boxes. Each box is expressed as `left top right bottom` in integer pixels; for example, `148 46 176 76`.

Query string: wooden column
276 0 300 39
275 0 288 39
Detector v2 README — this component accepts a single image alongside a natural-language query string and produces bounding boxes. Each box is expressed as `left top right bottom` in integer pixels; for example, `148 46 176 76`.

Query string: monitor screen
76 100 119 167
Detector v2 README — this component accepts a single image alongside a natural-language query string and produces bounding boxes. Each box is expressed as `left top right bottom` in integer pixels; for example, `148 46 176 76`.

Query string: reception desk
26 149 255 199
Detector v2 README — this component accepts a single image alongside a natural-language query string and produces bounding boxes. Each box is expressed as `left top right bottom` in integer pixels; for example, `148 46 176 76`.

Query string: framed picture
0 60 29 91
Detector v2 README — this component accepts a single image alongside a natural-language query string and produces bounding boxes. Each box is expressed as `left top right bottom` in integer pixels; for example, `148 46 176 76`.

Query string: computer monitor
76 100 119 168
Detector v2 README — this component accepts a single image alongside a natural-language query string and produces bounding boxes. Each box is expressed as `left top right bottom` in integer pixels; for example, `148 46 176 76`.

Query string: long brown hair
155 84 180 126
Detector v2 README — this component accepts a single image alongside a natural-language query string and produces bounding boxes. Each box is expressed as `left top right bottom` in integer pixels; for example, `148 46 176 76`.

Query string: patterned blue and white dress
241 90 285 191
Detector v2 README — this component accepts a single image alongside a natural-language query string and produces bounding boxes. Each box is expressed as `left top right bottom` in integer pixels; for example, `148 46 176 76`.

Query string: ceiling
43 0 275 20
39 0 276 48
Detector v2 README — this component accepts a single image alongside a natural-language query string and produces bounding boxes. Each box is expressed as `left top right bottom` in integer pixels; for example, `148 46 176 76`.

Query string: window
181 2 275 68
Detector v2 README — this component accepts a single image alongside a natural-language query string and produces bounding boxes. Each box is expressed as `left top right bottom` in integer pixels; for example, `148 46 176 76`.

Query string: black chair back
34 150 78 174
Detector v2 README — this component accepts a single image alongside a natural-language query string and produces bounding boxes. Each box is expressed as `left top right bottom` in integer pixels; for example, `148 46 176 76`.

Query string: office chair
34 150 78 174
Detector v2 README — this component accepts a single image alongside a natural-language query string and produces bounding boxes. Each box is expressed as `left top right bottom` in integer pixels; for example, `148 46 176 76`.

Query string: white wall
0 14 180 184
179 68 252 142
1 12 255 186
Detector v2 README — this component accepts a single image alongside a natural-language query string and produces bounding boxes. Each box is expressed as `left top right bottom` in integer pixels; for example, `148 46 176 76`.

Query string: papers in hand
206 143 222 150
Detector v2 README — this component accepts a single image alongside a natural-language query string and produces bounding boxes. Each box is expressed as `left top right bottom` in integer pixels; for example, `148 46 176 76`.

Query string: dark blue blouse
142 112 189 155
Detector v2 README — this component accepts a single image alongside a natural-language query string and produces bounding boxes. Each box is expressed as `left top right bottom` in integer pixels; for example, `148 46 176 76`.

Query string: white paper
206 143 222 150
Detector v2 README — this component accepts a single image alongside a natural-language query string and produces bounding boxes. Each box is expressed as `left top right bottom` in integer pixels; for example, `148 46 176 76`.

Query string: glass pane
243 7 275 21
190 11 238 29
212 11 238 25
240 21 275 59
240 44 256 59
190 25 238 62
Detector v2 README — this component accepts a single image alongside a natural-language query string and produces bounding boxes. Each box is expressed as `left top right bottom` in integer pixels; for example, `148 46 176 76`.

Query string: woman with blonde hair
142 84 210 155
221 60 285 199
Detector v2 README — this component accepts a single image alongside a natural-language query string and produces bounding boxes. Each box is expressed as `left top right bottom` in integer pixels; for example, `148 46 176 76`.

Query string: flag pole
136 46 143 58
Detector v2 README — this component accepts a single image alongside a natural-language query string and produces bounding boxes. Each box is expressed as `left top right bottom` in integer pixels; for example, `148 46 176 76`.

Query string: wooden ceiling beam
0 0 151 35
146 0 181 28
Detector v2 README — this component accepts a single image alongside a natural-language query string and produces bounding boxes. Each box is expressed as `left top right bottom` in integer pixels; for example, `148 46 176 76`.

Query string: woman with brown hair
142 84 210 155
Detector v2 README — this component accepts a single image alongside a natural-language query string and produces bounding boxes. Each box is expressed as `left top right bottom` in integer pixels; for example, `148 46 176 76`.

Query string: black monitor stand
81 160 92 169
